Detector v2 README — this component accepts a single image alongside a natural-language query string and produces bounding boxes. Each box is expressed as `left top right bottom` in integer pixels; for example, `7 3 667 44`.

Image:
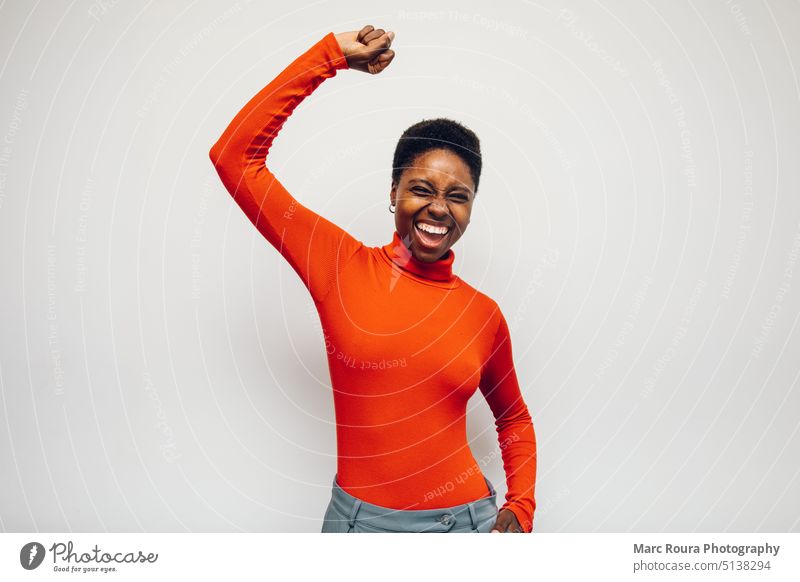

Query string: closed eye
412 187 468 202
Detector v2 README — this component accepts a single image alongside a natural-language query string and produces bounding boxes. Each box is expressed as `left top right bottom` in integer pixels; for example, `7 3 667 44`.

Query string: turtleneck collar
380 230 457 284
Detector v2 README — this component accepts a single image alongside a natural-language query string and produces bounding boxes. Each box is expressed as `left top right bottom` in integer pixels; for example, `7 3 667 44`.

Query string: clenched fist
334 25 395 74
491 508 524 533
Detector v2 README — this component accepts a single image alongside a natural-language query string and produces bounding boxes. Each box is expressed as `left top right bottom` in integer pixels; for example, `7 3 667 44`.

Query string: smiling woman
389 118 482 262
209 24 537 534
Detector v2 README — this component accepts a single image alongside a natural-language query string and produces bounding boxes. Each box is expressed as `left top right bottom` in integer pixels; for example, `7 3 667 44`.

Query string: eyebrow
409 178 470 193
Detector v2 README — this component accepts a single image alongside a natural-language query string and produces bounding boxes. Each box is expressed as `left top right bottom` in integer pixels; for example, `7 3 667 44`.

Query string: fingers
375 30 394 49
490 508 524 532
366 29 395 75
352 25 395 75
360 26 394 50
491 526 522 533
375 49 394 66
368 32 393 60
357 24 374 43
362 27 385 45
369 49 395 74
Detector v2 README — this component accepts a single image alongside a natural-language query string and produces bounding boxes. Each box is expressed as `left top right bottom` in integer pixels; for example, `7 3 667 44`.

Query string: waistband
328 473 498 533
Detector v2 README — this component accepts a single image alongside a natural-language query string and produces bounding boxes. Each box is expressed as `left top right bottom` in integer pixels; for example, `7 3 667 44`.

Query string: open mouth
413 220 450 249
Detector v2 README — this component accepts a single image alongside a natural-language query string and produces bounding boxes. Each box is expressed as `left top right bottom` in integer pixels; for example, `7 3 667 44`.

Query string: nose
427 197 449 218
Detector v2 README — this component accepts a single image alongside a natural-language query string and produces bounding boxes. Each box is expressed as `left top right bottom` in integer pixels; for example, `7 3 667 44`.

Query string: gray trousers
321 473 499 533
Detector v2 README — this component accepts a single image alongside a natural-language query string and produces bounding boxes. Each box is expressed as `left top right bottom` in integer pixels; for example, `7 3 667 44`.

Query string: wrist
325 32 349 70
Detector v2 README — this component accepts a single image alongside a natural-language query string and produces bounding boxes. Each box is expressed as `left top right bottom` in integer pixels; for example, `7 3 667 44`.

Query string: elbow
209 138 249 178
209 140 242 182
209 133 239 167
208 140 239 192
208 141 224 167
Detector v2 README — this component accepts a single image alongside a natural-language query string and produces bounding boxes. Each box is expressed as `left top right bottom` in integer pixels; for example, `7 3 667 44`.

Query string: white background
0 0 798 532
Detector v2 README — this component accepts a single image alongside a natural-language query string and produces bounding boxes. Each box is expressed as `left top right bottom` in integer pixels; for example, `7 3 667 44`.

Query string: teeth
416 222 449 235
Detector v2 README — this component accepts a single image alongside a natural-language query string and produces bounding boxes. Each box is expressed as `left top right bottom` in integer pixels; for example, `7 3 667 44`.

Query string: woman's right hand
334 25 395 75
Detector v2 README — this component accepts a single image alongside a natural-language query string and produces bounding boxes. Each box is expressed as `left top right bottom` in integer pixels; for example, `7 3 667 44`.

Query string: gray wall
0 0 798 532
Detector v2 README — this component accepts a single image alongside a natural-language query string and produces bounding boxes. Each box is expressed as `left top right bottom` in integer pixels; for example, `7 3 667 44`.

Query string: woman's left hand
490 509 524 533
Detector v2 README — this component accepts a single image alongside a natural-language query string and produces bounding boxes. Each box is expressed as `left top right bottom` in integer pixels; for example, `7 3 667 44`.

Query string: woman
209 24 537 533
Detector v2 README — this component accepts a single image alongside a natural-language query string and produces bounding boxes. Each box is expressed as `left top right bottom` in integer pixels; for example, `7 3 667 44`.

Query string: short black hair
391 118 482 193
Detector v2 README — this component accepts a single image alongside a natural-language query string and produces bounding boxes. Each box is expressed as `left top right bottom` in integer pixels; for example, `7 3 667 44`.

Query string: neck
381 230 455 283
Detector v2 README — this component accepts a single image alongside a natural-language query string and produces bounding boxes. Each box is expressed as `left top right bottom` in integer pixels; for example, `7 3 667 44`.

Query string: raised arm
479 309 538 533
209 27 394 302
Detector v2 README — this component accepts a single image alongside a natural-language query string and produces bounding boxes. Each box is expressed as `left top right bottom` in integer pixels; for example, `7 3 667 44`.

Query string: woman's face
390 148 476 263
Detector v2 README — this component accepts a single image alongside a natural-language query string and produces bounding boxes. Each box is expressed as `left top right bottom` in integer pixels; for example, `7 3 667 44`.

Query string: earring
389 202 396 213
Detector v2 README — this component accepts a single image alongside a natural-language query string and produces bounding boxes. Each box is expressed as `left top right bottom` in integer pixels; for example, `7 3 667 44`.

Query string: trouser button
438 513 453 526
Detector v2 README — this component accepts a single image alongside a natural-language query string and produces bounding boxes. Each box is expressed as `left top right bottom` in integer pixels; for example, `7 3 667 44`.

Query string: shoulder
454 278 505 326
453 276 495 305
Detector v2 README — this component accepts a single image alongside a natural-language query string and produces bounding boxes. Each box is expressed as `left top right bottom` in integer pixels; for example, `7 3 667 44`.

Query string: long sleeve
479 309 538 532
209 32 363 303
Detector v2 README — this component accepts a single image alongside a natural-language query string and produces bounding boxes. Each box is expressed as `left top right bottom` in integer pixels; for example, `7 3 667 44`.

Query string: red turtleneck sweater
209 32 537 532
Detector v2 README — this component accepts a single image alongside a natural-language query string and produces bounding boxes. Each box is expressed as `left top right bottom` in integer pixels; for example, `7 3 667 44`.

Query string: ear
390 182 397 205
